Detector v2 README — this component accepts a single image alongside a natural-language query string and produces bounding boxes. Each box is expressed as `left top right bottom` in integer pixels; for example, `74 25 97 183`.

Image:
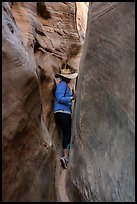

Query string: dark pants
54 112 71 149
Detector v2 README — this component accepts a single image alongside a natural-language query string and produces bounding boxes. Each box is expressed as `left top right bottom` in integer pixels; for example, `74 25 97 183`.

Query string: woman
54 68 78 169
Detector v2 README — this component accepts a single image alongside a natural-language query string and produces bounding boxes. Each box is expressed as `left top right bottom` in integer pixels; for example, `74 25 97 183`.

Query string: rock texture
2 2 56 202
2 2 88 202
67 2 135 202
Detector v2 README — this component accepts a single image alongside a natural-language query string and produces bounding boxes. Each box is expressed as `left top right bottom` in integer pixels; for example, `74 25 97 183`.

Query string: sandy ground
58 169 70 202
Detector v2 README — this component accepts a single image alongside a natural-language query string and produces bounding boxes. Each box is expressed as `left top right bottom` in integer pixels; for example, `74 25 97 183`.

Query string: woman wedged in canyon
54 68 78 169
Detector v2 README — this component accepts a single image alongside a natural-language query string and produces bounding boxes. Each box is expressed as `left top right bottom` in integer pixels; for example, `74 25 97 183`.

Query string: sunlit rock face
76 2 89 45
2 2 88 202
67 2 135 202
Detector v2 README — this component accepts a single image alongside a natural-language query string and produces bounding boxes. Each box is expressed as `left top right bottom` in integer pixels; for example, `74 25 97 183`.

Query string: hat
58 69 78 79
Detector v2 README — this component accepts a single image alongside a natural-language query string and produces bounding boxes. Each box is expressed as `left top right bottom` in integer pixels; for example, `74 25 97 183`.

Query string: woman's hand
72 91 76 100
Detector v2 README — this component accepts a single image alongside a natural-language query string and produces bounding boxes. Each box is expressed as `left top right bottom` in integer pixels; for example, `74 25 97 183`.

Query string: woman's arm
56 81 72 104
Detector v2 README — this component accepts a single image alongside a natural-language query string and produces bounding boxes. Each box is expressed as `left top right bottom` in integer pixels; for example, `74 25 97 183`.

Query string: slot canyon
2 2 135 202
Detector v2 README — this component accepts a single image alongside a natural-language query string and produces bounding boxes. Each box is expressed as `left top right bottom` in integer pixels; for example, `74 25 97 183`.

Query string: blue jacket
54 80 72 113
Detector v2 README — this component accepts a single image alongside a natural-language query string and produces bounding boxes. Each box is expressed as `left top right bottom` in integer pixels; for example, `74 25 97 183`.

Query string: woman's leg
54 112 71 159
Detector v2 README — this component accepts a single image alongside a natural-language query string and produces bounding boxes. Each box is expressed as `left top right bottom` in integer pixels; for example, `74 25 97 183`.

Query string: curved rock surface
67 2 135 202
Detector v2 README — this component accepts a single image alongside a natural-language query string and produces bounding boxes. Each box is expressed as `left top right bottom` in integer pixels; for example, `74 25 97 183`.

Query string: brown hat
58 69 78 79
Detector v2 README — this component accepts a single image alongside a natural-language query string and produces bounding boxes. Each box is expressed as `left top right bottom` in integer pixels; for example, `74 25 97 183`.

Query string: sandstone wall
2 2 88 202
67 2 135 202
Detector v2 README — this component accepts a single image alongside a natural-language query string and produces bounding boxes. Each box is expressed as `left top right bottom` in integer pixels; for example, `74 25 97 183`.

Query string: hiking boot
60 156 68 169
